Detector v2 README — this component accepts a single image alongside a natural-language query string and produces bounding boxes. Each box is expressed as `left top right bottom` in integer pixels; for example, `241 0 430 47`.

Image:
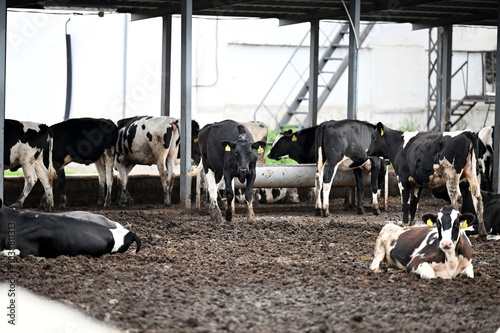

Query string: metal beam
308 20 319 128
180 0 192 209
492 5 500 193
439 26 452 132
347 0 360 120
0 1 5 201
161 15 172 117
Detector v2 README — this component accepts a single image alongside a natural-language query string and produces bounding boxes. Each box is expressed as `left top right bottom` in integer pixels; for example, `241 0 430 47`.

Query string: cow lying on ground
189 120 266 222
49 118 118 208
370 205 474 279
0 199 141 258
5 119 55 210
315 120 386 216
367 123 486 237
115 116 180 206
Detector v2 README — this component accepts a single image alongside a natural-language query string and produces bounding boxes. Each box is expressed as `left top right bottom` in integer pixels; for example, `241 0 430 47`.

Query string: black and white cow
256 188 300 204
477 126 493 190
188 120 266 222
370 205 474 279
315 120 386 216
115 116 180 206
5 119 55 210
367 123 486 237
0 199 141 258
49 118 118 208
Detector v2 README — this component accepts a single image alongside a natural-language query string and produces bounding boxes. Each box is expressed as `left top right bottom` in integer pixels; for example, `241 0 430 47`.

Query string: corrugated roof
7 0 499 28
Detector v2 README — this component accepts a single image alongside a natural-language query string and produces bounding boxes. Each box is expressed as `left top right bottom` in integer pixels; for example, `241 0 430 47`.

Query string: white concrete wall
5 11 498 133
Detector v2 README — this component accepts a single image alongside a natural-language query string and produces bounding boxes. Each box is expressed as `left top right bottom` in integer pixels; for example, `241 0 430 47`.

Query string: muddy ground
3 197 500 332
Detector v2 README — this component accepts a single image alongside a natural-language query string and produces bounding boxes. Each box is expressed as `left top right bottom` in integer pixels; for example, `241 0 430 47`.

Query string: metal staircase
254 21 375 131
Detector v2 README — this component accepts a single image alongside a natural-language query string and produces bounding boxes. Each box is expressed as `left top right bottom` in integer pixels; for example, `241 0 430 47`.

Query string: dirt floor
3 197 500 332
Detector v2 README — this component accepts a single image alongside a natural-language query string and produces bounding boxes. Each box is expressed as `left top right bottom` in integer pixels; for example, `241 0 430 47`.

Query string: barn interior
1 0 499 206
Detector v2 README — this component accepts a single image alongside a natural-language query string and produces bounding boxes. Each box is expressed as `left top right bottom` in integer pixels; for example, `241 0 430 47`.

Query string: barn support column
308 20 319 127
0 2 6 201
161 15 172 117
347 0 360 120
180 0 192 209
439 26 453 132
492 6 500 193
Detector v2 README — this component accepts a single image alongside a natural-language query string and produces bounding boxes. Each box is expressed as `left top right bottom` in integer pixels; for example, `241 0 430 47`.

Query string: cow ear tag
225 145 231 152
380 129 384 136
292 135 297 142
194 138 198 143
258 146 264 154
426 218 434 227
462 220 468 230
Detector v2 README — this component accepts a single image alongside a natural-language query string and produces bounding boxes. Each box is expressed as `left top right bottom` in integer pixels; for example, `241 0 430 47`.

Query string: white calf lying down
370 205 474 279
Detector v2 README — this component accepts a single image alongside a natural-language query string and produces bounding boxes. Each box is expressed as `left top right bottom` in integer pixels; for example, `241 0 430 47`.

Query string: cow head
422 205 474 252
221 139 266 179
367 122 388 158
268 130 294 160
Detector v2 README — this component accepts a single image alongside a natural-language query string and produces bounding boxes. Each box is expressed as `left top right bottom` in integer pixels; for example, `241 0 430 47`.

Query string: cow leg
95 158 107 206
231 179 236 214
156 157 172 206
223 174 235 222
56 168 67 209
205 169 223 223
117 164 134 206
314 168 323 216
33 158 54 211
401 186 411 226
103 149 114 208
370 157 383 215
245 173 257 221
353 168 365 214
16 164 38 208
164 150 177 206
409 187 423 225
320 161 339 217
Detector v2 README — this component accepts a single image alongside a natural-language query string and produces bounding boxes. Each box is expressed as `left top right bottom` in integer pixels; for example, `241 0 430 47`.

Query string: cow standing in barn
115 116 180 206
5 119 55 210
188 120 266 222
0 199 141 258
367 122 486 238
49 118 118 208
477 126 494 190
315 120 386 216
370 205 474 279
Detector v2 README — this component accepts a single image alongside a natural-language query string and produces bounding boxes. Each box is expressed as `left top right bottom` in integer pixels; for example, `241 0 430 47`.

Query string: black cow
477 126 494 190
188 120 266 222
5 119 55 210
315 120 386 216
268 126 318 163
367 123 486 236
49 118 118 208
115 116 180 206
370 205 474 279
0 199 141 258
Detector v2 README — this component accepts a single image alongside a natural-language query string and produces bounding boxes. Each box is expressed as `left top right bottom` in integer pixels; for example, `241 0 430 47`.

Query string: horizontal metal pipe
233 164 371 189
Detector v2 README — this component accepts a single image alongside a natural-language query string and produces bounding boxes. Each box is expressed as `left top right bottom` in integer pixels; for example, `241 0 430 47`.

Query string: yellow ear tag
380 129 384 136
225 145 231 152
462 220 468 230
194 138 198 143
258 146 264 154
292 135 297 142
426 218 434 227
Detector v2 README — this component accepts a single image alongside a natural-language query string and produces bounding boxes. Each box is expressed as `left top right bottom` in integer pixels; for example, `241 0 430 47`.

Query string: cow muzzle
238 168 249 175
440 240 453 251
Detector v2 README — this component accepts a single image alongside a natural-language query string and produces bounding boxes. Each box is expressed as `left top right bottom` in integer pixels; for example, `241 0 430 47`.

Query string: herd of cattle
0 115 499 279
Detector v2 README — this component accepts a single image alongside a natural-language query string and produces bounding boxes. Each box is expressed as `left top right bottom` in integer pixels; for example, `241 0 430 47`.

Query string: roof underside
7 0 500 28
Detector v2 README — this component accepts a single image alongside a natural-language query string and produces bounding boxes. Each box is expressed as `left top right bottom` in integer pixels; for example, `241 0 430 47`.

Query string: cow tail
188 159 203 177
47 129 56 182
315 124 325 173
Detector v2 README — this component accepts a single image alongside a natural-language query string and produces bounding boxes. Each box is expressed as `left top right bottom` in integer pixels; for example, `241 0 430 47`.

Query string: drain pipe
64 18 72 120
